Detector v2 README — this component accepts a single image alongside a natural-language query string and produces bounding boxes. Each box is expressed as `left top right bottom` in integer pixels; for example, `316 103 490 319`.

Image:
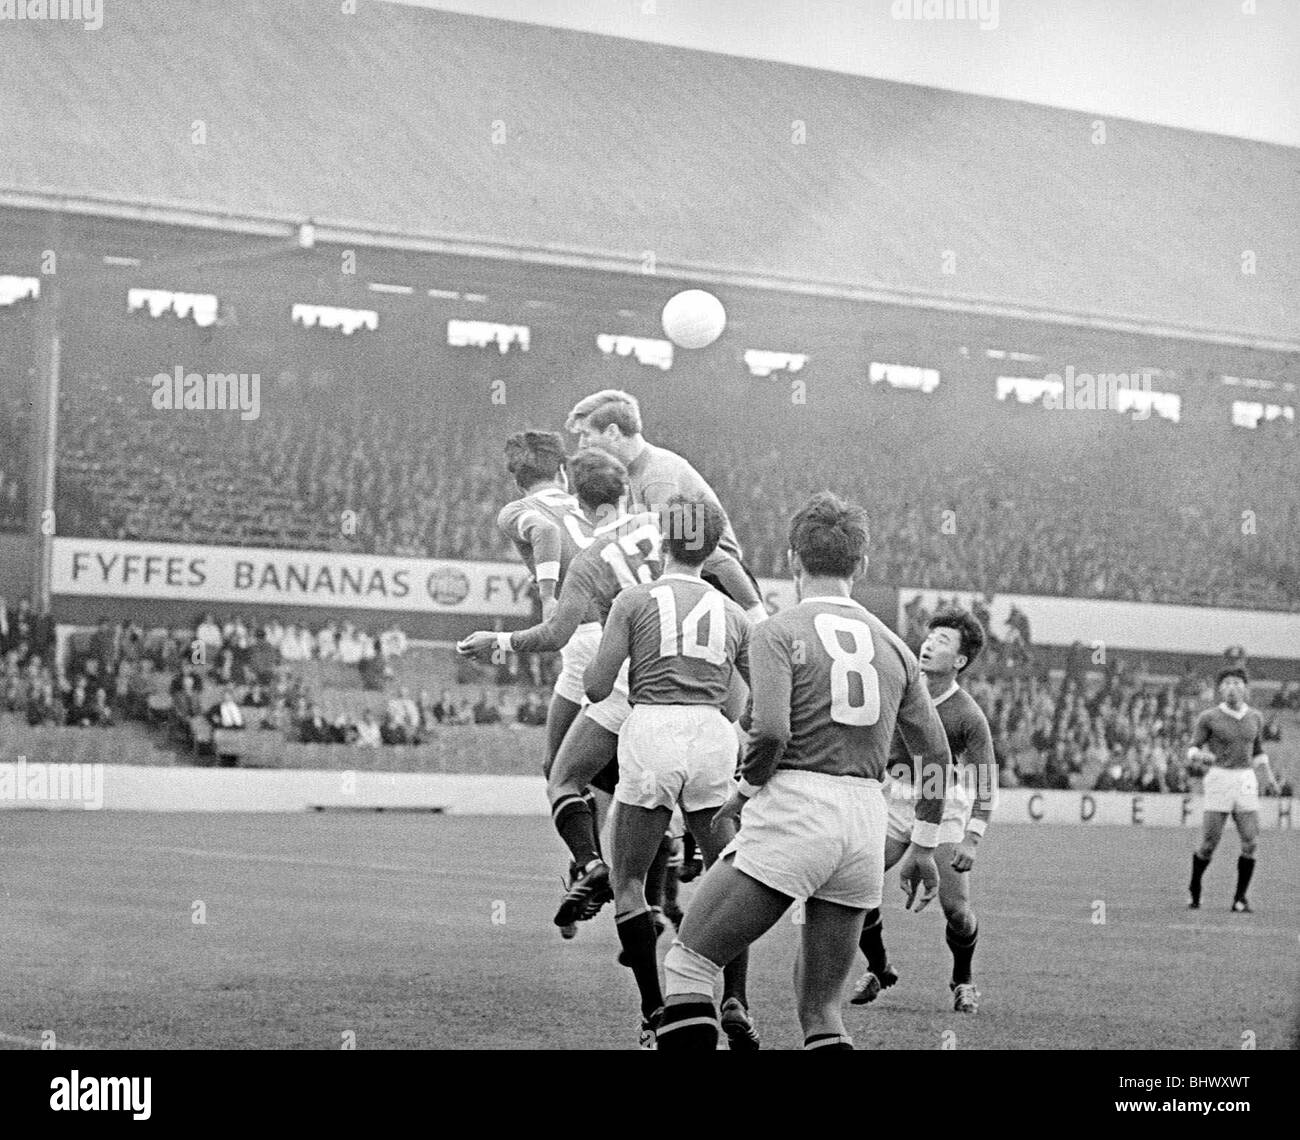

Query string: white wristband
966 818 988 838
534 561 560 583
1253 754 1270 768
910 820 940 848
495 632 513 655
737 778 762 799
745 603 768 624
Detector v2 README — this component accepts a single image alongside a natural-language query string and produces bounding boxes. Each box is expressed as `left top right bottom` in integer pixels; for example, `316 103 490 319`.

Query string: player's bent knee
664 939 723 998
944 903 976 934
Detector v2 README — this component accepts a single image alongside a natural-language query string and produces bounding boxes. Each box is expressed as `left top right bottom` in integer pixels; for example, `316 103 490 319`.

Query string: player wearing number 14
585 494 757 1048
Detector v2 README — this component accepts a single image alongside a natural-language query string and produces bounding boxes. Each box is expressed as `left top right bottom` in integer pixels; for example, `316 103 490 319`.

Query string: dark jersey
586 574 750 707
888 683 997 818
740 595 951 825
509 511 663 655
622 442 761 610
1192 704 1265 770
497 486 600 625
497 486 593 581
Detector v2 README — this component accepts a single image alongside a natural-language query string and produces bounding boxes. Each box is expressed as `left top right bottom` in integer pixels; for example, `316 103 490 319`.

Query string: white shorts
885 775 971 847
584 660 632 734
722 769 886 911
1202 766 1259 814
616 704 738 813
554 621 602 705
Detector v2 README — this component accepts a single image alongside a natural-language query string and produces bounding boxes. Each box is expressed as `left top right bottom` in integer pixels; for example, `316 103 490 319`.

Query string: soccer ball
661 289 726 349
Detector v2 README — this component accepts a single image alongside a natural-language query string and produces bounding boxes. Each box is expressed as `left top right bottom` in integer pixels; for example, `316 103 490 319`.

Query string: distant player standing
495 431 599 774
655 493 952 1052
1187 667 1280 913
851 607 996 1014
584 495 759 1049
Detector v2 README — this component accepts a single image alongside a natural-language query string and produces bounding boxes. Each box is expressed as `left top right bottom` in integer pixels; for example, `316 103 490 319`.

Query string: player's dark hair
504 430 567 491
788 492 869 578
1216 666 1249 687
661 494 724 567
928 607 985 673
567 448 628 512
566 390 643 436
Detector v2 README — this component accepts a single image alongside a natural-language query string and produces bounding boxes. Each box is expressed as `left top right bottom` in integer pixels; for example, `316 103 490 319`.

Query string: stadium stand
46 358 1300 610
1 595 1294 789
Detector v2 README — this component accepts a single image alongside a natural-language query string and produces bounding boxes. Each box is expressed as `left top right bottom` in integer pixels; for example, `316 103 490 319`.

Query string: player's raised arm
457 558 594 659
735 621 792 795
583 590 633 704
498 502 565 612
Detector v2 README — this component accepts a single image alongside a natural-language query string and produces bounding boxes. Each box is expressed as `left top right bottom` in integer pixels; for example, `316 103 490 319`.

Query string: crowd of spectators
1 591 1294 790
49 359 1300 612
904 594 1291 796
0 598 553 752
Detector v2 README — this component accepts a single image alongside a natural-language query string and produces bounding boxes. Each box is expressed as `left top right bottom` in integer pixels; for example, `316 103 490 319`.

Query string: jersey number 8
813 613 881 726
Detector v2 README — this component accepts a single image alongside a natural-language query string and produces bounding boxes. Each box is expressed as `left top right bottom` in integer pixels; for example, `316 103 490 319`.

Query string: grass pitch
1 812 1295 1050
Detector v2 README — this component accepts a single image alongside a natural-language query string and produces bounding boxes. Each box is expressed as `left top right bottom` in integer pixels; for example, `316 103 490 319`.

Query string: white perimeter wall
0 767 1294 828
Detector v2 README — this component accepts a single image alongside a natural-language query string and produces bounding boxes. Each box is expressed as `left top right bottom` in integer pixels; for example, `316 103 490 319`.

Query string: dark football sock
1189 852 1210 904
722 948 749 1006
552 795 599 869
859 908 888 974
654 1000 718 1051
946 920 979 986
661 862 680 912
1235 855 1256 900
583 792 603 859
804 1032 853 1051
615 909 664 1018
682 831 697 865
645 836 671 908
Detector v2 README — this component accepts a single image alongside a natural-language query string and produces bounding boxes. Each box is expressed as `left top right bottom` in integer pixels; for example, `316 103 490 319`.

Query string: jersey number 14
649 586 727 665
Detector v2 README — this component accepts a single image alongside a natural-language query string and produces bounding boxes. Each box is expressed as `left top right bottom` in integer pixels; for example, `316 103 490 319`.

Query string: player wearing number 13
458 449 664 927
656 492 953 1053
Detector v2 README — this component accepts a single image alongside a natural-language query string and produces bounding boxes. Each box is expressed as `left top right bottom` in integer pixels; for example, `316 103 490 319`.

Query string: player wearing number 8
655 492 953 1053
